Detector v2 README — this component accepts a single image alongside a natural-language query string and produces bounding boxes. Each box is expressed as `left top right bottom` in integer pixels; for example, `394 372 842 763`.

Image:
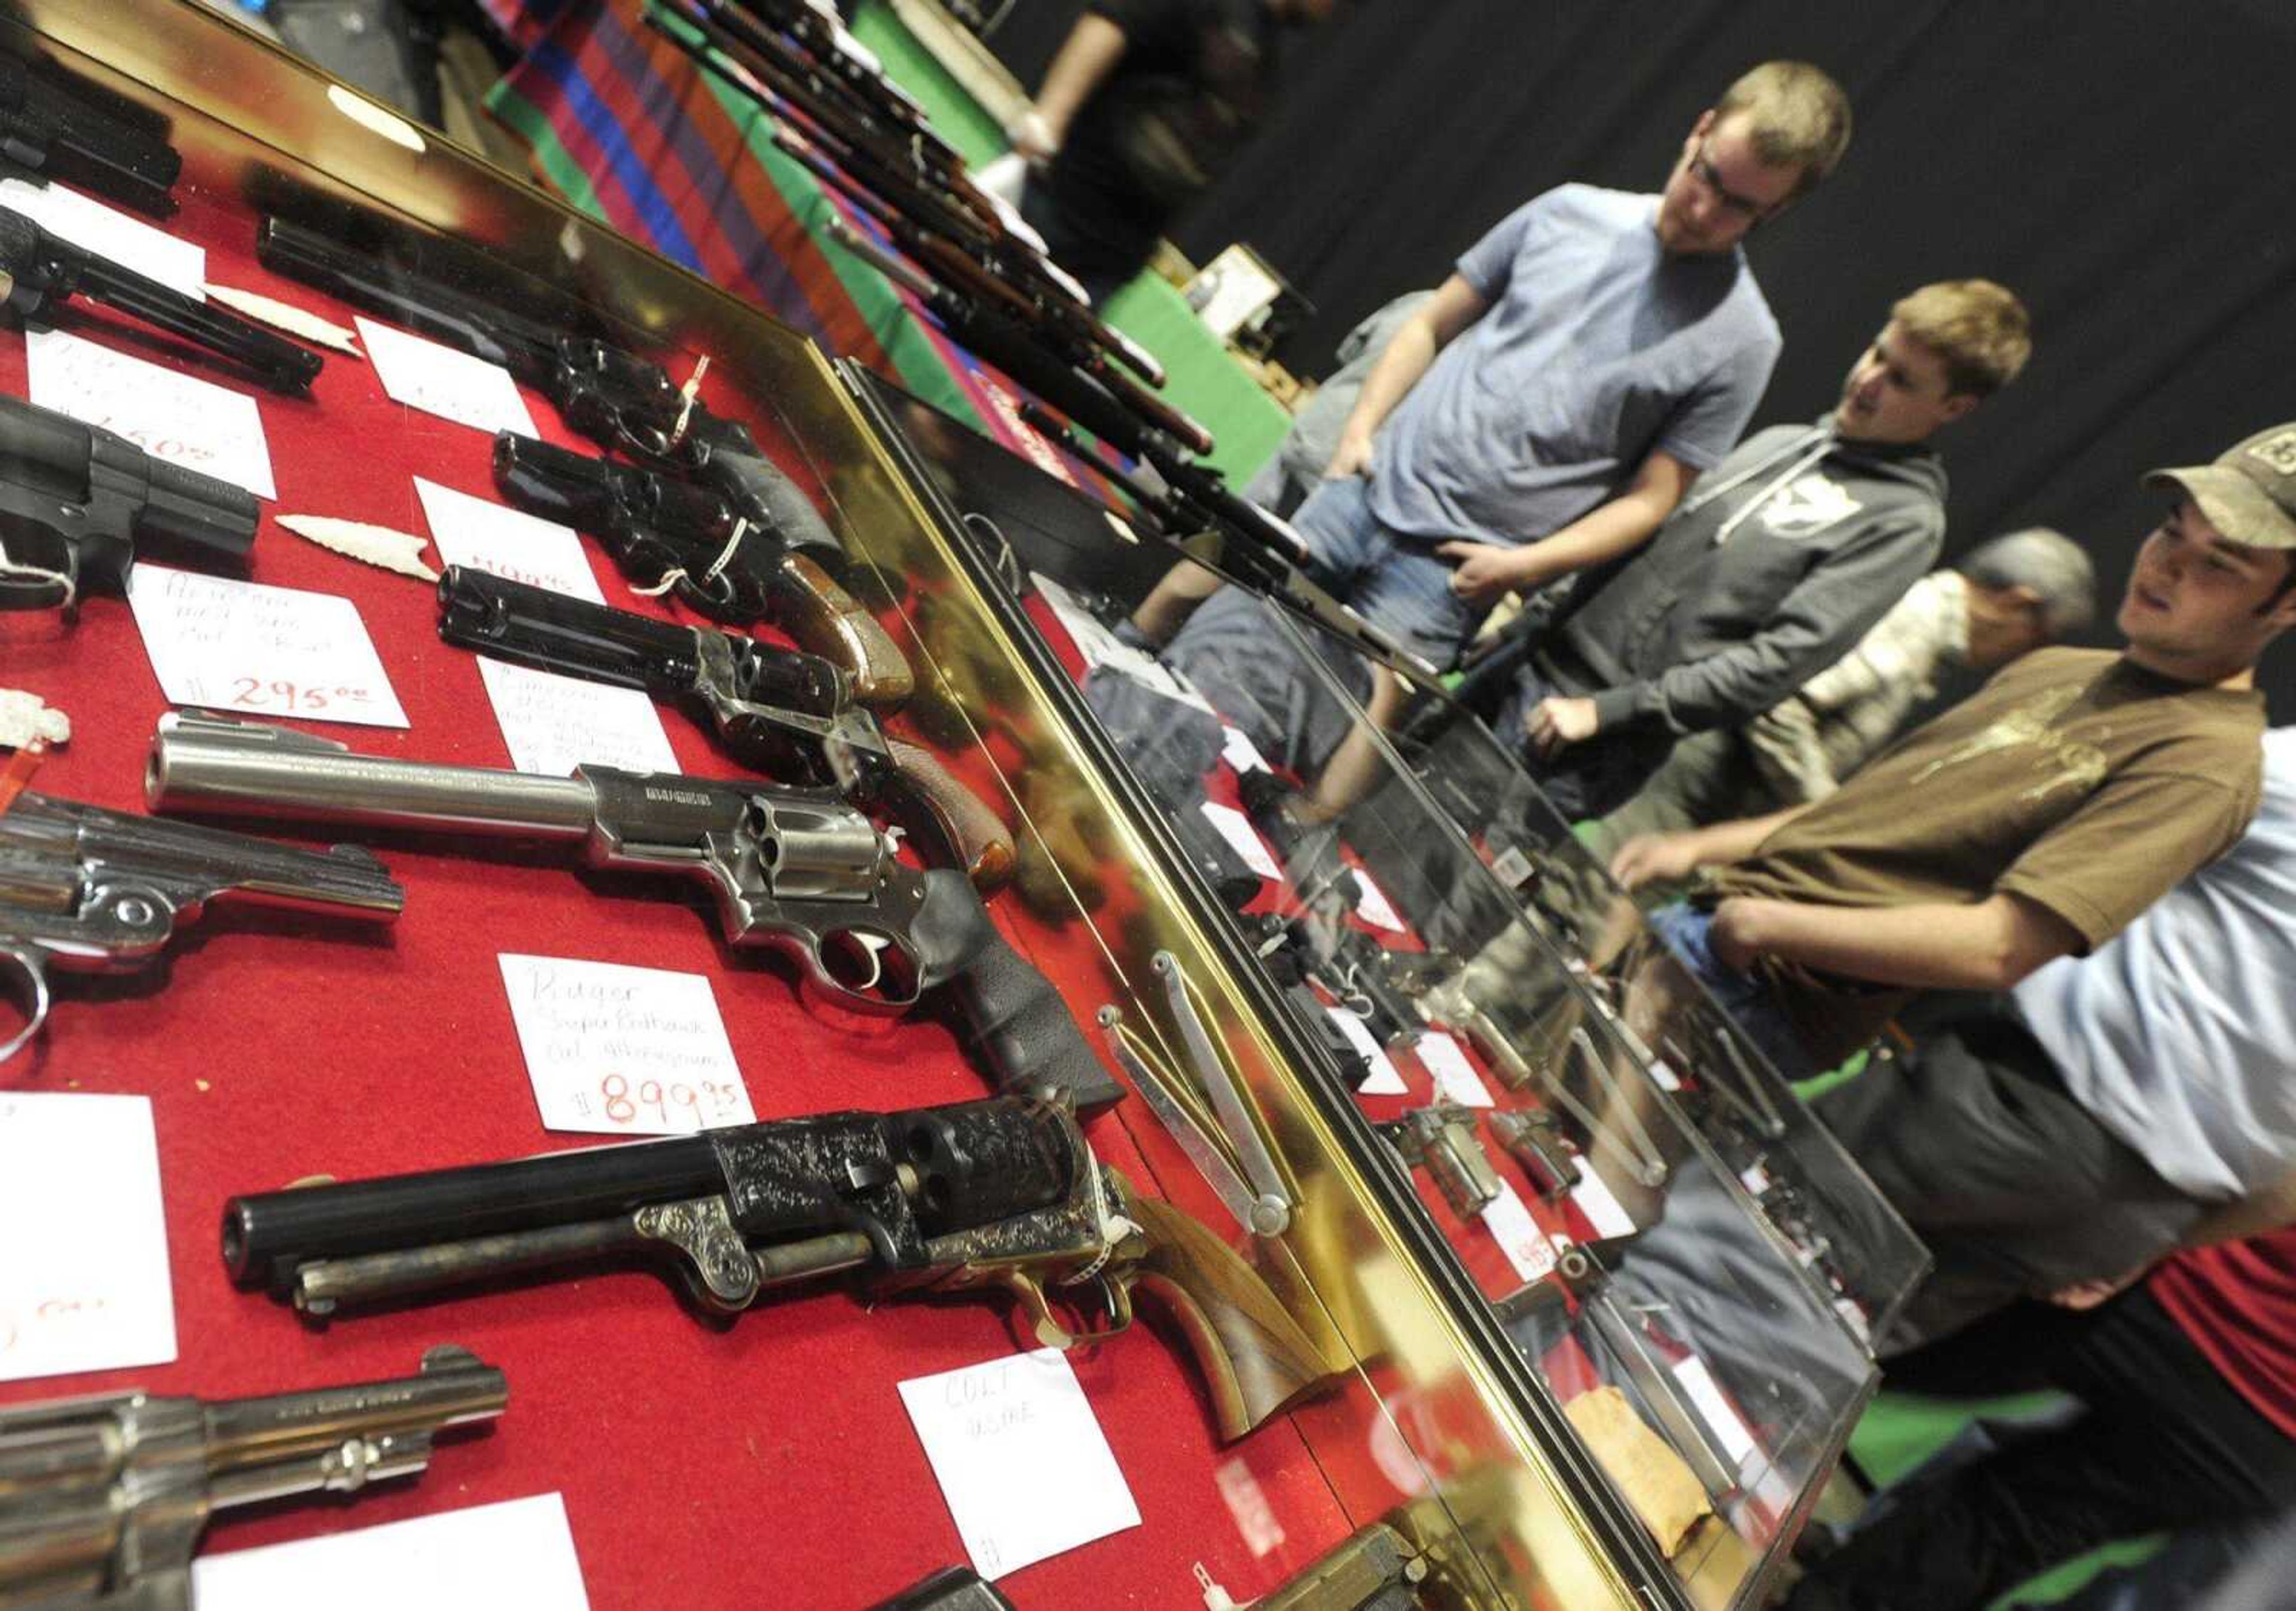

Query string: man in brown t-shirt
1614 423 2296 1077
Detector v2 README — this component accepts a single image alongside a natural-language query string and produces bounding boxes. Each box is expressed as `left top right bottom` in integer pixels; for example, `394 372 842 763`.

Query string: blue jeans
1645 901 1818 1083
1289 475 1483 670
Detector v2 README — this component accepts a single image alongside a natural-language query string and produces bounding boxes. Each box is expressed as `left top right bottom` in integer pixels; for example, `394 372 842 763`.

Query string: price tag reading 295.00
224 678 383 716
126 567 410 730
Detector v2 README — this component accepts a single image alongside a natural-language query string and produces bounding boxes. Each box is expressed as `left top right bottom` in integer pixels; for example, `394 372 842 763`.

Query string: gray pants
1813 1001 2208 1355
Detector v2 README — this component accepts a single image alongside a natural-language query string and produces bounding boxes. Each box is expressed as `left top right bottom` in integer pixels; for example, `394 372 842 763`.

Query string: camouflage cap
2144 423 2296 550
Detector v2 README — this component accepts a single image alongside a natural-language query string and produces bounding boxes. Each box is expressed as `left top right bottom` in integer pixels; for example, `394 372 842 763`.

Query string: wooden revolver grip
1118 1181 1342 1442
771 553 914 710
883 736 1015 892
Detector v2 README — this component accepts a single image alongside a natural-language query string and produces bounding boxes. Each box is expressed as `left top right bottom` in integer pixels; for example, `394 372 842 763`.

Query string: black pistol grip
910 868 1125 1111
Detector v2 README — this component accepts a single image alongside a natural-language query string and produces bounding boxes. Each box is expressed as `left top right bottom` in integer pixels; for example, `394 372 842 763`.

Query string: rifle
827 216 1215 464
434 565 1004 885
0 1347 505 1610
0 390 257 615
0 51 180 218
649 1 1168 390
1010 399 1451 698
0 204 323 392
775 125 1179 416
146 713 1125 1109
222 1093 1338 1443
488 432 909 703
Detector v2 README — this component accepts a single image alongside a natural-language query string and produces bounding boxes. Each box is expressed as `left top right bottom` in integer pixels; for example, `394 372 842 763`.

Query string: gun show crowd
1012 38 2296 1609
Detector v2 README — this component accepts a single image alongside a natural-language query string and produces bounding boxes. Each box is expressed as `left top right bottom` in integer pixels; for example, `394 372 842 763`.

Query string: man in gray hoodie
1456 279 2032 823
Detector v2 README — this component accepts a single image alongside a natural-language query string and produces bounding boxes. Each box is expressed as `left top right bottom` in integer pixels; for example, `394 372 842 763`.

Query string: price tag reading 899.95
582 1074 750 1132
497 954 756 1137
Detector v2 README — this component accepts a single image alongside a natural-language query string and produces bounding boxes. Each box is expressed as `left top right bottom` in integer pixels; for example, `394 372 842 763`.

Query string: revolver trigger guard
0 945 52 1064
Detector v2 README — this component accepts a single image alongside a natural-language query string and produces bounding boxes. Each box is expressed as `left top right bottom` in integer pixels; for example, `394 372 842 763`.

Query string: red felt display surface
0 183 1384 1607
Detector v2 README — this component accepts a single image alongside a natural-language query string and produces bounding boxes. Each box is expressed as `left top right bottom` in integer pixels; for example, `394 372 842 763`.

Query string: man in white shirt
1820 724 2296 1349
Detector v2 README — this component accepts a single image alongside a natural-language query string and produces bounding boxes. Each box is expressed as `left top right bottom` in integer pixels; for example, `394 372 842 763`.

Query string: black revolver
222 1094 1337 1443
255 214 755 463
0 204 323 391
145 713 1124 1109
435 565 1009 887
0 390 258 613
0 788 403 1061
490 432 909 704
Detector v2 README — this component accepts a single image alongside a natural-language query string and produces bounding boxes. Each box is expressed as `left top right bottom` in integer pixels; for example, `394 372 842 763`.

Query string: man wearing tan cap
1613 422 2296 1349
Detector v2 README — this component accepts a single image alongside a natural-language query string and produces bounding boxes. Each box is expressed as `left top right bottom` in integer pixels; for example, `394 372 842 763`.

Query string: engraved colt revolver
222 1095 1338 1443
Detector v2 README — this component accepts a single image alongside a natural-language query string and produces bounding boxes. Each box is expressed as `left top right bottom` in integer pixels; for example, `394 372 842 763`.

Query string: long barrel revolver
0 390 258 614
0 787 403 1062
145 713 1123 1109
221 1094 1338 1443
488 432 909 703
435 565 1007 886
0 204 323 392
0 1347 506 1610
255 215 751 464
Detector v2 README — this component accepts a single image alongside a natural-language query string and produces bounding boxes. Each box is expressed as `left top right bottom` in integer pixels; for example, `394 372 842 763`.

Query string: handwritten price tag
127 566 408 728
193 1494 591 1609
358 317 537 437
1416 1031 1493 1108
497 954 753 1136
1480 1178 1561 1285
897 1349 1141 1581
0 1094 176 1384
26 328 276 499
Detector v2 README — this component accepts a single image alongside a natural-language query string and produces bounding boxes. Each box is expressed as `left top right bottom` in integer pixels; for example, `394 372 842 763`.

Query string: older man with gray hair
1584 527 2097 869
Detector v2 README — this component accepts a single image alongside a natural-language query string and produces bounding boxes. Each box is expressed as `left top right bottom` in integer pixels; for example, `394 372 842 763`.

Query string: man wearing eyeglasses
1123 61 1851 808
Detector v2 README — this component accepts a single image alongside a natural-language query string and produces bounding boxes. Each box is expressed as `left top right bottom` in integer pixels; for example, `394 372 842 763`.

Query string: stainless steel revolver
0 1346 506 1609
0 787 404 1062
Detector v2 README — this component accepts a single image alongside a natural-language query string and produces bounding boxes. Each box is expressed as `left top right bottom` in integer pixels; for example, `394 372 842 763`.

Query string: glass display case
844 366 1902 1607
1396 713 1933 1348
0 4 1909 1607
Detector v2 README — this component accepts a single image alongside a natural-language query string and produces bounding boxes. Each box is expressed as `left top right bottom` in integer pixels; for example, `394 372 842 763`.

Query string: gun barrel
0 206 322 391
437 564 705 697
4 791 405 922
201 1345 507 1474
0 1350 505 1595
224 1136 724 1292
147 712 599 839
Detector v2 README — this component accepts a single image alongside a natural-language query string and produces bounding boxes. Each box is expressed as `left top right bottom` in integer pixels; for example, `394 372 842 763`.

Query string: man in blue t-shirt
1126 60 1851 805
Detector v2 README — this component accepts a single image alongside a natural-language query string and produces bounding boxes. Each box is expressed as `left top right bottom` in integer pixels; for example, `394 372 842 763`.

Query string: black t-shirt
1043 0 1276 279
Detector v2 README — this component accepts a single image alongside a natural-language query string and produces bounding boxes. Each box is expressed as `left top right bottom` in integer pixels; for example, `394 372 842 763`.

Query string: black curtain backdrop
980 0 2296 713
